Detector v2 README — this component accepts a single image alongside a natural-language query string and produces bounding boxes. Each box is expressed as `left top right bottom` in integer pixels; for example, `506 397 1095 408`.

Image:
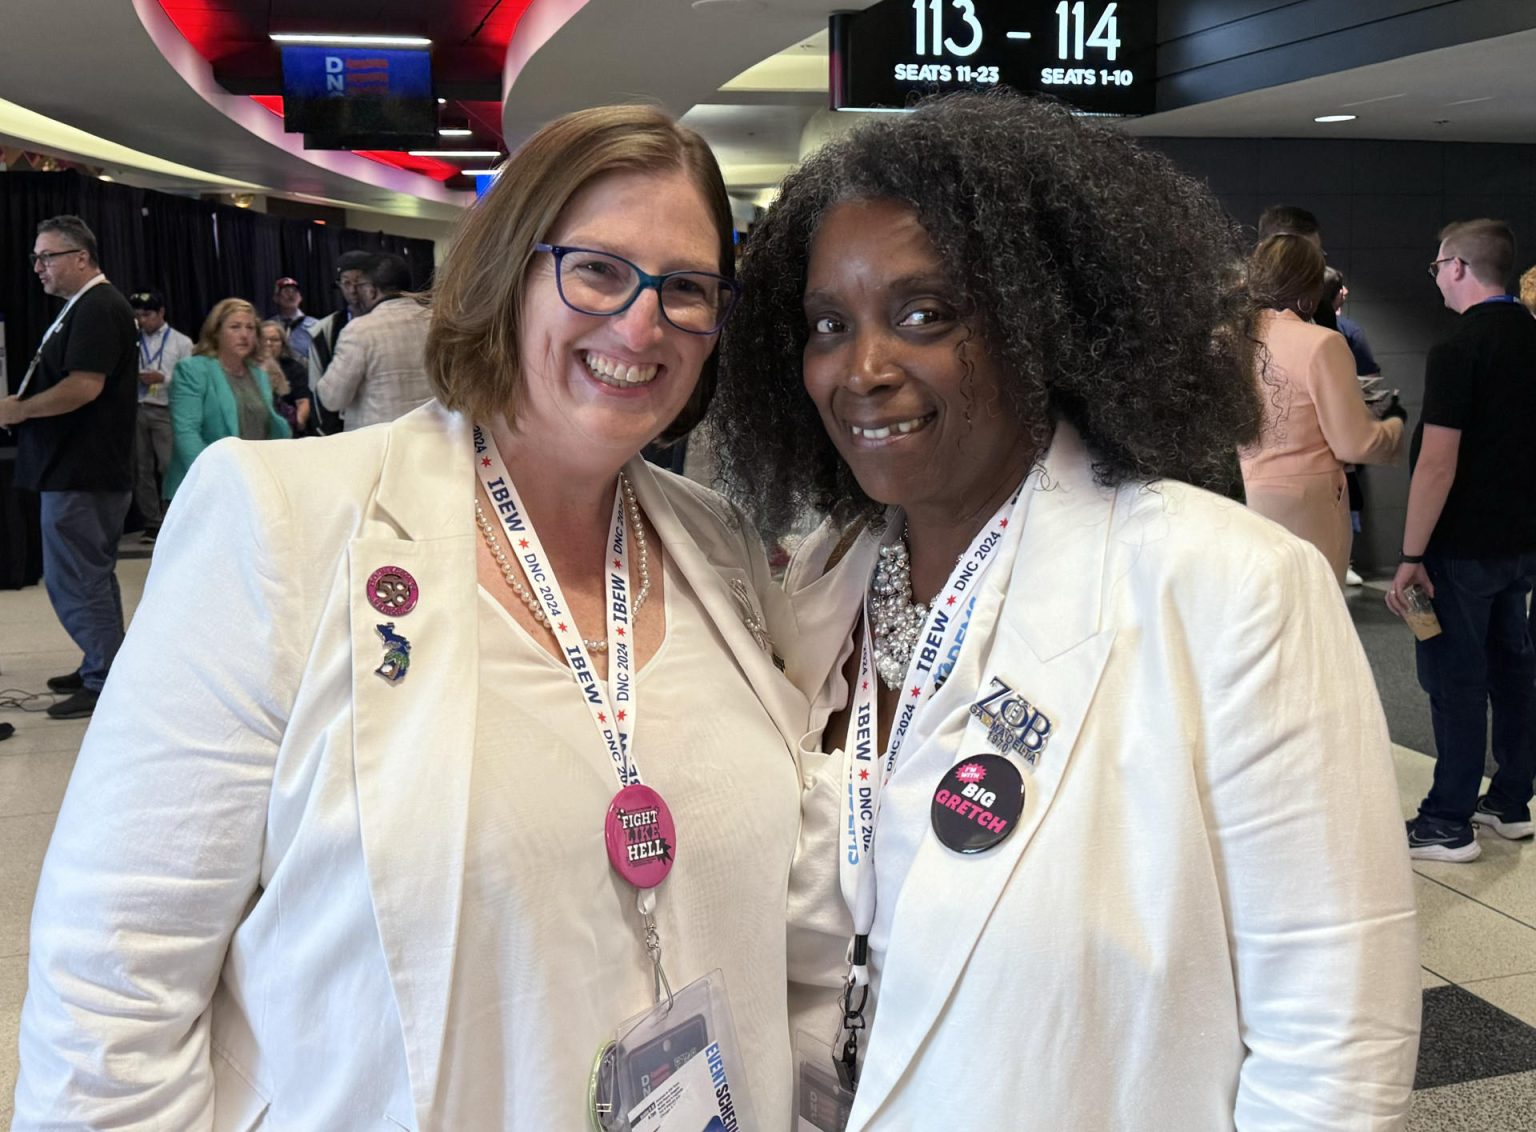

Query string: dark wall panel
1157 0 1536 110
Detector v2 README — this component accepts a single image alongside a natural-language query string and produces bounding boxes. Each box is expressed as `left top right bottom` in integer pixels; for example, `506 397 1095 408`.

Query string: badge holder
793 1030 856 1132
588 969 753 1132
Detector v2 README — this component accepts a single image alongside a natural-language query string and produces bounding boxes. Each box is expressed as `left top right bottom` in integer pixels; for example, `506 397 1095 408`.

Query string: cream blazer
14 402 809 1130
786 424 1421 1130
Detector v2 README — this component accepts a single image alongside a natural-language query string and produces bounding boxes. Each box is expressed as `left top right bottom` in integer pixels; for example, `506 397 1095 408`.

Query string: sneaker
46 689 99 720
45 669 84 693
1473 796 1535 841
1344 566 1363 586
139 529 158 545
1406 815 1481 862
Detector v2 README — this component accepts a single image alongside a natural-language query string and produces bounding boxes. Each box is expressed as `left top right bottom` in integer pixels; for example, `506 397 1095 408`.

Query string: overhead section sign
830 0 1158 116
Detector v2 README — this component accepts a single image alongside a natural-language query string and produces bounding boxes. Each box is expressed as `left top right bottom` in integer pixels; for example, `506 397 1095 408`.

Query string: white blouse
437 558 801 1128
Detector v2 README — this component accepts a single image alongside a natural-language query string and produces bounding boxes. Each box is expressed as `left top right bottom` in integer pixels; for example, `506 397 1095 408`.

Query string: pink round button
604 784 676 889
366 565 419 616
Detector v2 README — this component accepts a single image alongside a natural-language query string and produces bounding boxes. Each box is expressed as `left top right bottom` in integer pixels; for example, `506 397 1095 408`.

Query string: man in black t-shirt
1387 219 1536 860
0 215 138 719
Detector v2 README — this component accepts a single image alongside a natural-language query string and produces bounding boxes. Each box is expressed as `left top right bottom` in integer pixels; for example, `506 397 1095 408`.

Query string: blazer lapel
625 457 809 749
348 404 479 1125
849 424 1121 1127
211 360 239 437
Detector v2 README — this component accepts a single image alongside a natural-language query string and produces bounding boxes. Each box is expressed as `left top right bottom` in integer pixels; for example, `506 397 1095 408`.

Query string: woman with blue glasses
17 105 809 1129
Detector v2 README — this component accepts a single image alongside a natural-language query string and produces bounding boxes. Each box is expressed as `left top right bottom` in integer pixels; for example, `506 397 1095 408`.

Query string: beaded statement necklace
868 528 930 691
474 474 650 653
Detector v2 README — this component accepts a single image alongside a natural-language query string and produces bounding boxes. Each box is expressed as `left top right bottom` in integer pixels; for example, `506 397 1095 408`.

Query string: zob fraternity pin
969 677 1053 765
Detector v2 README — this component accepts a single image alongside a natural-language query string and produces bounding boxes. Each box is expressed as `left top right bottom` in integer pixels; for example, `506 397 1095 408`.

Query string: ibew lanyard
15 273 107 398
834 484 1020 1088
472 426 675 1003
473 424 639 784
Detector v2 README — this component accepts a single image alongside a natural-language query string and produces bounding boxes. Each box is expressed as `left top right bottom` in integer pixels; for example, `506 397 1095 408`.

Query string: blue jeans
1416 551 1536 822
39 490 131 692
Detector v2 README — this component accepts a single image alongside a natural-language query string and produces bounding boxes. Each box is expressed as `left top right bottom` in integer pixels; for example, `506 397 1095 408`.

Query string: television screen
281 46 436 150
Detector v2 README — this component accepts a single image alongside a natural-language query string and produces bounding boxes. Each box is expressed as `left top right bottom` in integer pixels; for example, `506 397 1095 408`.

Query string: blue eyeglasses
534 243 741 335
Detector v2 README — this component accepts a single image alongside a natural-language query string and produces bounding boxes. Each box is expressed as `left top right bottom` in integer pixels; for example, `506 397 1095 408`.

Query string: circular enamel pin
604 784 677 889
931 754 1024 854
366 565 419 616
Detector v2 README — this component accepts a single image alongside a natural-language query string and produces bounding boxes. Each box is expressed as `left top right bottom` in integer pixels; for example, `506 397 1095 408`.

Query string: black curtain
1 172 83 395
1 171 440 373
0 171 441 587
140 190 219 342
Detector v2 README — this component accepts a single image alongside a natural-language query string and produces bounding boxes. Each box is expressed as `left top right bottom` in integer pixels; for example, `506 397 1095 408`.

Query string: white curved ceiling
0 0 469 220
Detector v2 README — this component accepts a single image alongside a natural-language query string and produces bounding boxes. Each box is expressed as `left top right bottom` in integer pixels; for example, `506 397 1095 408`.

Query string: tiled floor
1 557 1534 1124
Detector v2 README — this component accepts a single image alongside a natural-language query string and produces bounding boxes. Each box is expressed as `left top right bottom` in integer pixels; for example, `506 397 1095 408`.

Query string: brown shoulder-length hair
426 104 734 442
1247 234 1325 316
192 298 259 361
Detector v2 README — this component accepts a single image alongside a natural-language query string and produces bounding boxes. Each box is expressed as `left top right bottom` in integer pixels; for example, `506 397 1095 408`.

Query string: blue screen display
281 47 432 101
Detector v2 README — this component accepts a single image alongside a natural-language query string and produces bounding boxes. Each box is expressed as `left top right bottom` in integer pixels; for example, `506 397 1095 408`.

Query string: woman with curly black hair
717 94 1419 1129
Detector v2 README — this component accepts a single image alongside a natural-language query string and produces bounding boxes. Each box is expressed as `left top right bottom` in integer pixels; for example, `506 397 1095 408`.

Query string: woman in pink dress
1240 234 1405 583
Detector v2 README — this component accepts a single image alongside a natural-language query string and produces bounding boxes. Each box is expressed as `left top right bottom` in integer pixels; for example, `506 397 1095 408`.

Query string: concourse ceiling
0 0 1533 226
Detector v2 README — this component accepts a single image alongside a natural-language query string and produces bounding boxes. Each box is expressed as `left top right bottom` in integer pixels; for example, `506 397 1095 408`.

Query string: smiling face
512 166 722 462
802 198 1033 522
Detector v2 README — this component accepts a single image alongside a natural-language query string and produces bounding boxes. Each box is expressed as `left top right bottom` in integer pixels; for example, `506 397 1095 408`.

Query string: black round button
931 755 1024 854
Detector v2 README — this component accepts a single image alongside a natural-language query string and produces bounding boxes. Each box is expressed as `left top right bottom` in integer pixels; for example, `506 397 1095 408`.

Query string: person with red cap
271 276 318 363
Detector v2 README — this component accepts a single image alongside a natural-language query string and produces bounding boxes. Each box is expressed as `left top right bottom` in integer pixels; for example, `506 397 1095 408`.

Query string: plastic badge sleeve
594 969 754 1132
793 1030 855 1132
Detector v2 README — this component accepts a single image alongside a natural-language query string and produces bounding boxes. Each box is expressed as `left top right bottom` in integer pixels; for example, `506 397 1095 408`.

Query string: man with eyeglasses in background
307 249 378 435
1388 219 1536 860
0 215 138 720
316 253 431 431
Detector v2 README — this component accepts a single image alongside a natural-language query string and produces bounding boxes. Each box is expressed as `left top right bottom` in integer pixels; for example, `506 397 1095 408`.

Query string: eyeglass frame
1428 255 1465 279
28 248 84 268
533 243 742 336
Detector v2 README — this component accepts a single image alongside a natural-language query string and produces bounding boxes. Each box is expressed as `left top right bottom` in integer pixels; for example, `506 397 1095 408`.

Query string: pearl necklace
474 474 650 653
868 530 930 691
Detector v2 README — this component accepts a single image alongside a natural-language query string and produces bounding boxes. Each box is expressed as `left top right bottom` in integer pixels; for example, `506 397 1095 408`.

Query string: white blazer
786 424 1421 1130
14 402 808 1130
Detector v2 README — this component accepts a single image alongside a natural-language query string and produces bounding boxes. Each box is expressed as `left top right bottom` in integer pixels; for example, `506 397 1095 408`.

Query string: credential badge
969 677 1052 764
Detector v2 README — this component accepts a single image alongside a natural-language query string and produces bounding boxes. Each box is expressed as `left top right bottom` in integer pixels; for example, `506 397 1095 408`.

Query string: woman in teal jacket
166 297 291 498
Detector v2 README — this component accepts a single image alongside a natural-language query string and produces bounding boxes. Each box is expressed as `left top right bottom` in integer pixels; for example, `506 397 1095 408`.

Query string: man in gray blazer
317 254 432 432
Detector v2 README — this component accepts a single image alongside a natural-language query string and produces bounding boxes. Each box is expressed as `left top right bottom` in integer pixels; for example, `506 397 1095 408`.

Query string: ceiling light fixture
1314 114 1357 123
270 33 433 48
408 149 501 158
439 128 473 137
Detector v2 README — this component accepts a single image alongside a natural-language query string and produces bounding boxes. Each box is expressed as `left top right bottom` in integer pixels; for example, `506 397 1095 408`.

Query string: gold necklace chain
474 474 650 653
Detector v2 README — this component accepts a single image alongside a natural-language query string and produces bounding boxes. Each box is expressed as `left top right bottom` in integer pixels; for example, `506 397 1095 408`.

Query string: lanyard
140 325 170 371
473 424 677 1005
16 274 107 398
839 486 1019 969
473 424 638 786
833 484 1020 1088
